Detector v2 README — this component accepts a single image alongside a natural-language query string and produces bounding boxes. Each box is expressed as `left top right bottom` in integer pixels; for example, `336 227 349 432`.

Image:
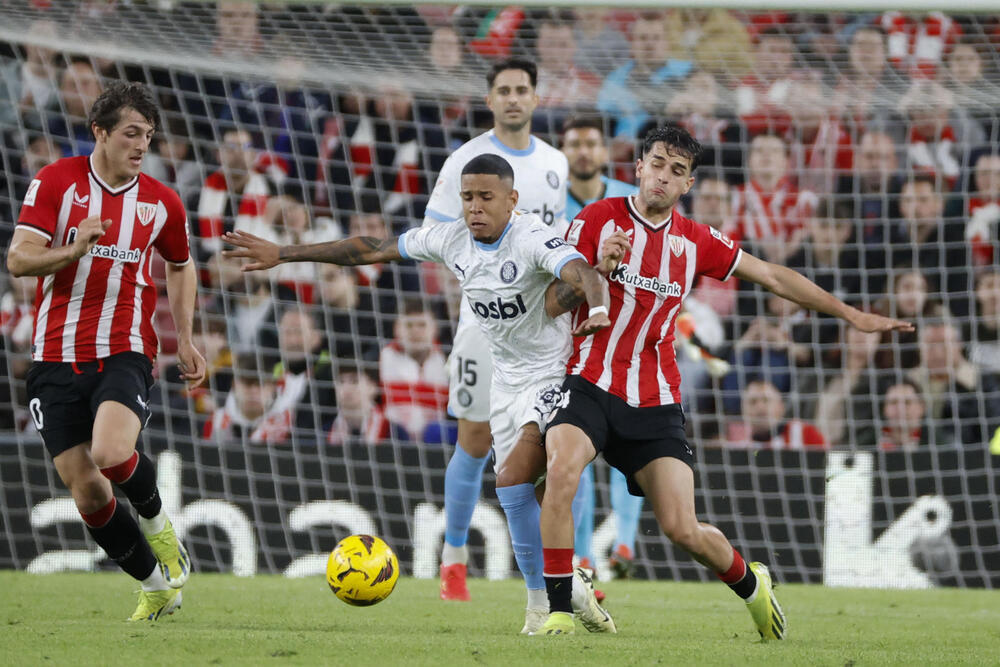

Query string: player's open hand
572 311 612 337
849 310 914 333
176 339 207 388
223 231 282 271
596 230 631 276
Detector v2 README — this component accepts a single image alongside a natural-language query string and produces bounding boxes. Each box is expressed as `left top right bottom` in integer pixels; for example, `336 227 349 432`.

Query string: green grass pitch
1 572 998 665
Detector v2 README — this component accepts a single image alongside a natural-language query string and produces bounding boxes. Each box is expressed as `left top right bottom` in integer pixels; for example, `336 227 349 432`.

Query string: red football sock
80 497 117 528
100 451 139 484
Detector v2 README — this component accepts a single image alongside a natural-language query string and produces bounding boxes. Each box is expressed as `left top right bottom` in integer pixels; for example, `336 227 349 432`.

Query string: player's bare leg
536 423 615 635
634 457 785 640
93 401 190 589
439 418 492 601
53 438 177 620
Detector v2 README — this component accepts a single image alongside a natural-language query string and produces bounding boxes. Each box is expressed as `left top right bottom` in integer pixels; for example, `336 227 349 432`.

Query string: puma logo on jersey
453 263 467 279
73 192 90 208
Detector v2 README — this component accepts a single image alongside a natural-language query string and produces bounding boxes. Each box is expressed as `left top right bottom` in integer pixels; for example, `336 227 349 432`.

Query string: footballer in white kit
423 128 568 422
405 209 577 466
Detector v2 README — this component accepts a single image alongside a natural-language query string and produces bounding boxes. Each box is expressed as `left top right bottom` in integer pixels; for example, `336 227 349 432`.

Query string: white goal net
0 1 998 588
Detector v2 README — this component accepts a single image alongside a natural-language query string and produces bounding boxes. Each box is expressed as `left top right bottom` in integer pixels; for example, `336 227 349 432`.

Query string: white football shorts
447 315 493 422
489 375 566 470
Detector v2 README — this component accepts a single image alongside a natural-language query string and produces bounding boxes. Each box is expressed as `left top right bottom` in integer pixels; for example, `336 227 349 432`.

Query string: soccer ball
326 534 399 606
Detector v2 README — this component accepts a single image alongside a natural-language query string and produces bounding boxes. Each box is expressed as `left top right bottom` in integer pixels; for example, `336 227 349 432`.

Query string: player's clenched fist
596 230 631 276
71 215 112 258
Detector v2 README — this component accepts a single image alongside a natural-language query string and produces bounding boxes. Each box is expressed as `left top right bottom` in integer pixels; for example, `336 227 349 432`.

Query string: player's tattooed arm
547 280 586 316
224 231 402 271
547 259 612 336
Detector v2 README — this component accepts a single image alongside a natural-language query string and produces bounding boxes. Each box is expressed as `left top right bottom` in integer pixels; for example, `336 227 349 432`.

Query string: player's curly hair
88 80 161 138
641 124 703 172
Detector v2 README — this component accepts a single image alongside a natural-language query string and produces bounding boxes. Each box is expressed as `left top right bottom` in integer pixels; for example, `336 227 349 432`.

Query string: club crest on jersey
546 170 559 189
669 235 685 257
136 202 157 226
500 260 518 284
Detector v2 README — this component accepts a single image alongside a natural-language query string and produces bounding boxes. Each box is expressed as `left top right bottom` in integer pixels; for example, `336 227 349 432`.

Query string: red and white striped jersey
565 196 741 407
17 155 191 363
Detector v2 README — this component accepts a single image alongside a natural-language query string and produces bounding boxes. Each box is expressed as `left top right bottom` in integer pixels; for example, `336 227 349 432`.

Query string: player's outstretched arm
557 258 612 337
223 230 403 271
733 251 914 333
6 215 112 277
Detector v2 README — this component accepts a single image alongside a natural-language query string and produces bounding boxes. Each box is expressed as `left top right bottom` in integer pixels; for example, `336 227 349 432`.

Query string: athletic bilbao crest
136 202 157 226
669 235 685 257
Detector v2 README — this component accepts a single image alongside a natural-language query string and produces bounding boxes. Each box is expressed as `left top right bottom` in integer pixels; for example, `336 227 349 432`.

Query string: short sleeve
692 222 741 282
530 231 586 280
564 202 606 265
153 191 192 264
399 223 452 265
16 166 62 242
422 153 463 227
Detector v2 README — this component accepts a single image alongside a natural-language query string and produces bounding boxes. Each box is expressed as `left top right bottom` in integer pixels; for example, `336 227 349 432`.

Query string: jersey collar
625 194 673 232
88 155 139 196
473 222 513 251
488 131 536 157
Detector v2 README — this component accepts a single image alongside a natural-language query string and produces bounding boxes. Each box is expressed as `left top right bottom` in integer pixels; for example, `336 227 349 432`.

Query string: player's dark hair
562 115 605 139
88 80 160 138
486 57 537 89
461 153 515 184
641 124 703 172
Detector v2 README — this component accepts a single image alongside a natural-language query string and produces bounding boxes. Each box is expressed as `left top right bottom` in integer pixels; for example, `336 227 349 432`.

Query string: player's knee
89 440 135 470
68 473 113 513
661 518 700 551
457 420 492 457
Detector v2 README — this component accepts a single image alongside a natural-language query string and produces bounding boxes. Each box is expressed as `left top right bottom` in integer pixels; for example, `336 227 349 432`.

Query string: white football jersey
422 130 569 235
400 211 584 391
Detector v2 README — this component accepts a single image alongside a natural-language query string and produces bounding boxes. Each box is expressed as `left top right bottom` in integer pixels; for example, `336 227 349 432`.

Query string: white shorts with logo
489 375 566 470
448 312 493 422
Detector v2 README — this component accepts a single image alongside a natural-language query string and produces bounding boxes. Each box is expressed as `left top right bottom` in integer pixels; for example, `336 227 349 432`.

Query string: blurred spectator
688 174 738 316
663 9 753 86
724 294 813 414
10 134 62 209
196 126 272 258
0 19 60 127
837 129 903 235
203 352 305 445
426 26 472 138
898 79 963 189
889 174 971 317
274 308 336 433
347 207 421 337
380 300 452 444
261 191 342 303
214 0 264 59
879 11 960 79
965 152 1000 266
908 320 1000 446
165 313 233 418
942 41 1000 126
0 274 36 389
318 264 380 362
878 378 929 451
50 60 102 156
789 197 865 341
784 73 853 195
141 116 202 204
813 325 883 447
597 12 692 143
533 16 600 113
205 254 279 353
736 27 798 136
732 133 817 263
663 70 740 172
968 269 1000 375
327 363 392 446
833 25 905 131
725 379 827 449
874 269 939 371
572 8 631 77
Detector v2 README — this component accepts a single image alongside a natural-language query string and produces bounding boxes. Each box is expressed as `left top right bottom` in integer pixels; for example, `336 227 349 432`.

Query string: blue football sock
443 445 490 548
572 463 595 562
495 483 544 591
610 467 643 552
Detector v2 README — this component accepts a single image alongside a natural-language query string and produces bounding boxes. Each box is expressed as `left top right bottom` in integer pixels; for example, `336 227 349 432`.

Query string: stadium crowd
2 3 1000 451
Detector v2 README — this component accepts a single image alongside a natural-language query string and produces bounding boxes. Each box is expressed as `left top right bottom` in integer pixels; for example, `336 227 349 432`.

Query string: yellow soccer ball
326 534 399 606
